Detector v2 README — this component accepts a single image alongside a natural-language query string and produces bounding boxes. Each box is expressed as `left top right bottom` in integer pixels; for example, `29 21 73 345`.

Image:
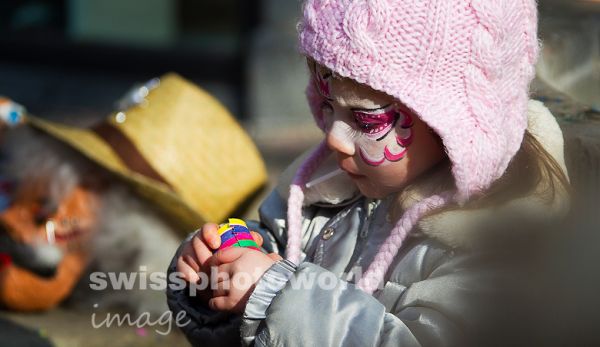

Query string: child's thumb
267 253 283 262
250 231 263 247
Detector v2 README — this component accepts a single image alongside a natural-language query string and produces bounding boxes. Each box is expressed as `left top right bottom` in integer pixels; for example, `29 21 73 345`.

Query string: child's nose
326 122 355 156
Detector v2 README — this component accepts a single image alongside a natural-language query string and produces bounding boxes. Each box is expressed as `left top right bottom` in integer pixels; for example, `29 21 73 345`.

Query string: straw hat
20 73 267 232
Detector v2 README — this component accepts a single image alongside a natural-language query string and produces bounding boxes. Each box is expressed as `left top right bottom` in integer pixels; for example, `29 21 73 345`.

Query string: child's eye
353 109 397 135
357 121 376 132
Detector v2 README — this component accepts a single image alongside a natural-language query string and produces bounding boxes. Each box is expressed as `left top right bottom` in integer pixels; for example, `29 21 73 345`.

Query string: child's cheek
357 113 414 167
328 120 358 153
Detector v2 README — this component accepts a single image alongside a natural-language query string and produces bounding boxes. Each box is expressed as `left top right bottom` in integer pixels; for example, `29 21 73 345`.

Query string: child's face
313 64 446 199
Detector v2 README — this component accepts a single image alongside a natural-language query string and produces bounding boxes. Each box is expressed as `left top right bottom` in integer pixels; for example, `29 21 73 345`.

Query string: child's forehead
313 63 394 109
330 77 392 109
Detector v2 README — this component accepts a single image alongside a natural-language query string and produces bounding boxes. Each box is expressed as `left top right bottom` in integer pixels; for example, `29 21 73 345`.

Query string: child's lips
346 171 364 179
339 163 364 178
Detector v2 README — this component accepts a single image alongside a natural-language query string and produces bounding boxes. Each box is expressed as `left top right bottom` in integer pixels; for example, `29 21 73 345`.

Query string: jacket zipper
344 199 378 279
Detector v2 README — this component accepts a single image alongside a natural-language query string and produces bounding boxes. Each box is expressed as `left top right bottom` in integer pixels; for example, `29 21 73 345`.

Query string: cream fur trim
414 100 570 248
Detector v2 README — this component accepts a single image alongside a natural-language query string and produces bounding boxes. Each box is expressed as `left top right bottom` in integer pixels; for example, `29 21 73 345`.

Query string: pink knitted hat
287 0 540 293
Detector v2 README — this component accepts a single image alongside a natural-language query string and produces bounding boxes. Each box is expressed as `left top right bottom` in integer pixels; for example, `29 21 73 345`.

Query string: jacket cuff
244 259 297 320
240 259 296 344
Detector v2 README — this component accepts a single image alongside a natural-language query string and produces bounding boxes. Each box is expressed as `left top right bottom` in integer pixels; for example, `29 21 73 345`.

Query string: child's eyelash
355 119 388 133
350 104 392 113
353 107 398 136
320 101 397 139
344 123 362 140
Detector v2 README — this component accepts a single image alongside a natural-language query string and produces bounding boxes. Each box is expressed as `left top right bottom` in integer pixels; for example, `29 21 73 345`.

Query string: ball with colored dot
217 218 260 252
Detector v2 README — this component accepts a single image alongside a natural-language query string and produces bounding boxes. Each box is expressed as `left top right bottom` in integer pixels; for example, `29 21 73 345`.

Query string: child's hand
176 223 265 303
207 247 283 314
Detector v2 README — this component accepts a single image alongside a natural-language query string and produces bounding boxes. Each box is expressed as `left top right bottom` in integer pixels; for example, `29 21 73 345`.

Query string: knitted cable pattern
453 0 539 202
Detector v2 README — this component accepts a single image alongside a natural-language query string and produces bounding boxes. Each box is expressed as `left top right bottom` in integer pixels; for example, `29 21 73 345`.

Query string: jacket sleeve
241 248 497 347
166 232 242 346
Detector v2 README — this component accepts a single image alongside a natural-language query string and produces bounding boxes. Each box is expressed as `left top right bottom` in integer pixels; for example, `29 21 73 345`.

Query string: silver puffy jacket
166 101 569 346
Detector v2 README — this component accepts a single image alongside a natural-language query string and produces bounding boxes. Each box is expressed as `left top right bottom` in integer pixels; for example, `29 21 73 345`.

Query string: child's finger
212 263 231 284
176 256 200 283
267 253 283 262
212 279 230 298
212 247 246 266
208 296 231 312
201 223 221 250
179 242 200 272
191 232 214 268
182 254 200 273
250 231 263 247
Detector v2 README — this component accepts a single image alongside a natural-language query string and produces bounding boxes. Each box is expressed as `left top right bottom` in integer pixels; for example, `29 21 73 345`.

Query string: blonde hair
428 131 570 213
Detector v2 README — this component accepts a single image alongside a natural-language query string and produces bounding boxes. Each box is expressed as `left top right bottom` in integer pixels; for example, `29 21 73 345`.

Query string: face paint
354 105 414 167
312 63 416 167
310 62 446 199
313 64 333 100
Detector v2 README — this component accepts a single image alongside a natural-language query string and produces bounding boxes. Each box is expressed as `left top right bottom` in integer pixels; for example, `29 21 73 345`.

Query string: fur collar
413 100 569 248
277 100 570 248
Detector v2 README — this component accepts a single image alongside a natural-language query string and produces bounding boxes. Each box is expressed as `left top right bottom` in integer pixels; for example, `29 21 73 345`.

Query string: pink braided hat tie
286 141 331 264
356 192 452 293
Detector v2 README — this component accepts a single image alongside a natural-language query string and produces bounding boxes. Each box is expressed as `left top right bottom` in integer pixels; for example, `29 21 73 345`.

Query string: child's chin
356 181 405 200
356 184 387 200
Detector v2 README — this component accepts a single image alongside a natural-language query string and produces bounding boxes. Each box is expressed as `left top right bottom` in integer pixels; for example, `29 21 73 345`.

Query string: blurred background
0 0 598 164
0 0 598 346
0 0 323 178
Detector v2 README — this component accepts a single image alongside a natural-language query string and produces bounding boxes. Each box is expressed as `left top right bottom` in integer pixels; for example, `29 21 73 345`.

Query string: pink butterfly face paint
354 105 414 167
315 68 332 99
311 62 415 167
308 62 447 199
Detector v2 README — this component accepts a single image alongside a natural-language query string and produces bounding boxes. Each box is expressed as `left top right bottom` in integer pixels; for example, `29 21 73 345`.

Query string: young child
167 0 570 345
